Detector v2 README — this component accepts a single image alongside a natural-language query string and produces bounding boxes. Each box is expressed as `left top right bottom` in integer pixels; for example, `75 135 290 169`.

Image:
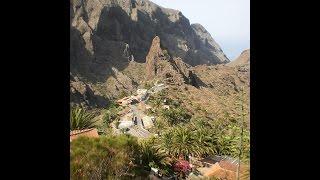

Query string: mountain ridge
70 0 249 120
227 49 250 67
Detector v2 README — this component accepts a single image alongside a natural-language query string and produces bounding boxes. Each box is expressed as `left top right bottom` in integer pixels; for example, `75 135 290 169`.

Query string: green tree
152 97 163 109
139 138 172 174
170 125 197 159
192 127 216 156
157 129 175 156
119 90 128 99
102 105 120 124
216 133 237 156
157 123 218 160
153 117 169 135
98 102 121 135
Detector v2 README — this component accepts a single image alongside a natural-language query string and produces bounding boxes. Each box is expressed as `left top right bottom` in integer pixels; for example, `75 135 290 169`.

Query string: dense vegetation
71 118 249 179
70 88 250 179
153 118 250 161
70 135 142 179
71 134 174 179
97 102 121 135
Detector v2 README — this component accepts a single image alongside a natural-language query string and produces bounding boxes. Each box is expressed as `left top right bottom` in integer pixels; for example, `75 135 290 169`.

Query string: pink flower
173 160 191 173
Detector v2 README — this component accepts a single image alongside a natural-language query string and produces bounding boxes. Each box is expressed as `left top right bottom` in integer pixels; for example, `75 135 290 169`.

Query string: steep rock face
144 36 185 85
71 0 229 79
189 23 229 65
145 36 165 79
193 65 249 94
70 0 236 108
170 57 206 88
145 36 206 87
70 74 109 108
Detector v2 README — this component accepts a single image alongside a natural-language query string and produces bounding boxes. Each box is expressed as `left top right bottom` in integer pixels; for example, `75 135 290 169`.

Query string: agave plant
70 107 97 131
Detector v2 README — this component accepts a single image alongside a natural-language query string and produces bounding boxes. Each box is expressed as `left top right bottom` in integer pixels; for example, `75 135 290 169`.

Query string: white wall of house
142 116 155 129
118 121 134 129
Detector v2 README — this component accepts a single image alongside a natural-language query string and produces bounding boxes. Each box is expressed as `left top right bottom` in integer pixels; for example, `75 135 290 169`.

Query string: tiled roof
70 128 99 142
198 163 236 180
70 128 95 136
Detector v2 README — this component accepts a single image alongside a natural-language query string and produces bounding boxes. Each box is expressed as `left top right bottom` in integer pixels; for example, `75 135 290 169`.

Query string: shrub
143 82 152 89
161 107 191 125
173 159 191 175
102 106 120 124
119 90 128 99
97 102 121 135
139 138 173 176
70 135 140 179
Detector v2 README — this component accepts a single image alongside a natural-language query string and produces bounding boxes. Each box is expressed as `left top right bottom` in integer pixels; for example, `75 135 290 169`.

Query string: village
70 82 245 180
70 82 166 141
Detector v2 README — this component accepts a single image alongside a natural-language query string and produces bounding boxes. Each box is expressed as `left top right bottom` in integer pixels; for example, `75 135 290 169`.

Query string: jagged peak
149 36 161 51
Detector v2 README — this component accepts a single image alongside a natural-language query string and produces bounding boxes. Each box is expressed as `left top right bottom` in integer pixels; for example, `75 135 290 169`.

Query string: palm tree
70 106 97 131
154 117 168 135
216 134 236 156
139 140 171 169
170 125 198 159
192 127 216 157
156 129 174 156
191 118 208 129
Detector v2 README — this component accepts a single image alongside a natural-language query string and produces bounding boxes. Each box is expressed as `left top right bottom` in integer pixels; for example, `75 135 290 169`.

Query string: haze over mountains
70 0 250 122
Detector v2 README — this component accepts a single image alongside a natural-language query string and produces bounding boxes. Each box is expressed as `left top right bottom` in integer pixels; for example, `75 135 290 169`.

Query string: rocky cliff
145 36 165 80
144 36 206 87
71 0 229 80
70 0 248 113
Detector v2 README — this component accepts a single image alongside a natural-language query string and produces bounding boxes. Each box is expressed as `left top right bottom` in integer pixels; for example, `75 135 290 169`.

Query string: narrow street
128 104 152 138
116 83 167 139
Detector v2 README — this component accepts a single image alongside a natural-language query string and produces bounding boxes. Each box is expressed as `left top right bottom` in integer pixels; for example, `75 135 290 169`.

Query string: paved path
127 104 152 138
127 126 151 138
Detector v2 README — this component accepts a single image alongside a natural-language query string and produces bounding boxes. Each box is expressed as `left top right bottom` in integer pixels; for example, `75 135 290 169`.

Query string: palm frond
70 107 97 131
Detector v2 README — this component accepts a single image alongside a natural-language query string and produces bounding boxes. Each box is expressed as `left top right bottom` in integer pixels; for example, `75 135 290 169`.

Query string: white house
118 121 134 129
137 89 147 95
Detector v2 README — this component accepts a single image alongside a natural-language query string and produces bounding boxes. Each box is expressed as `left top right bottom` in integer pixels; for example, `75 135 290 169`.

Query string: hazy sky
151 0 250 60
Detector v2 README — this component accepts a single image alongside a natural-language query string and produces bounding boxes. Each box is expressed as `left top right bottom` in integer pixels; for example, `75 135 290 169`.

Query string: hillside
70 0 234 108
70 1 250 179
227 49 250 67
70 0 249 124
142 36 250 127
